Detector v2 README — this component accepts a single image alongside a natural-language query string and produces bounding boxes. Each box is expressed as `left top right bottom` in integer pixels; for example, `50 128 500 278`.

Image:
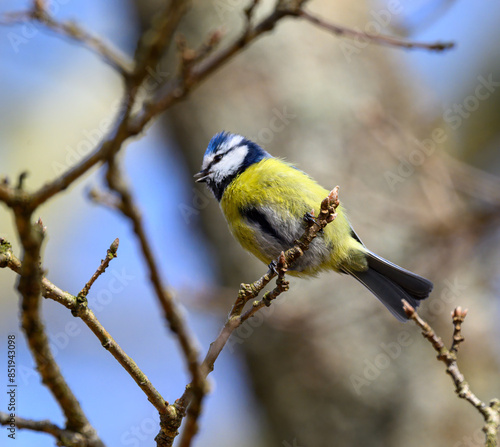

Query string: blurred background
1 0 500 446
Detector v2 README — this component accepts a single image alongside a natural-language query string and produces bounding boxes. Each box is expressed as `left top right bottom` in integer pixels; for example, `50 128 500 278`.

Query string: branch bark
404 302 500 447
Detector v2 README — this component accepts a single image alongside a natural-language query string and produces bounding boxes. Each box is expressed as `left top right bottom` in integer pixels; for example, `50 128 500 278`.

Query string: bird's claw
268 260 278 274
303 212 316 225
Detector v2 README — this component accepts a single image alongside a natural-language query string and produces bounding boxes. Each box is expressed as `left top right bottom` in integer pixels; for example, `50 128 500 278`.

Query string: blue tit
194 132 433 321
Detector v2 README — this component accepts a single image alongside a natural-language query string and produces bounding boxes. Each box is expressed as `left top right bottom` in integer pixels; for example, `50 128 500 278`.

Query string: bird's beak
194 170 209 183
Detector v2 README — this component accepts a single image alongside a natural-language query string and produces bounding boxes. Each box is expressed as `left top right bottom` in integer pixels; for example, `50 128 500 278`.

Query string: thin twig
88 187 122 210
133 3 454 131
239 251 289 323
208 187 338 374
403 302 500 447
133 0 188 83
298 9 454 52
450 306 467 354
132 4 292 130
0 9 133 76
79 238 119 297
16 2 186 210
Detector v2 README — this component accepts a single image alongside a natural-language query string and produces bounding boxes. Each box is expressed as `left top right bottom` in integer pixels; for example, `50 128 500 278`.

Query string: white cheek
214 146 247 181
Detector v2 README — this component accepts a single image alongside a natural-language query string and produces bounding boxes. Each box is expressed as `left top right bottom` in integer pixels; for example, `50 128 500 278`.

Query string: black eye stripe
206 147 235 170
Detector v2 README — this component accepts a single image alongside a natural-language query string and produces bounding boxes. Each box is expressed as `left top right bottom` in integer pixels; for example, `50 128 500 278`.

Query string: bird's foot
303 212 316 225
268 260 278 274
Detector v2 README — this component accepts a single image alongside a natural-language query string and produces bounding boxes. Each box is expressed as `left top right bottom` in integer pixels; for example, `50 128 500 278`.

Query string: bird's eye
213 154 223 163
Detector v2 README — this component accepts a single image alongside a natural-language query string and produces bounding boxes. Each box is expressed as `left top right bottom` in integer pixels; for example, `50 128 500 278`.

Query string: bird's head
194 132 270 201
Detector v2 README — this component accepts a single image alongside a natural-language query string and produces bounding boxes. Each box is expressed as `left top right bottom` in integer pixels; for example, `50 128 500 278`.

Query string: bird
194 132 433 321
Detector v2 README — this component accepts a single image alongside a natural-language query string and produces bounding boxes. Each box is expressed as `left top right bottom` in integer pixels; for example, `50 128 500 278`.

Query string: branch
0 6 133 76
5 2 187 212
298 9 454 52
78 238 119 298
176 187 340 447
133 0 188 83
132 2 293 130
133 3 454 130
450 306 467 354
0 237 169 415
0 0 455 212
404 302 500 447
0 413 86 447
28 96 140 208
207 186 338 374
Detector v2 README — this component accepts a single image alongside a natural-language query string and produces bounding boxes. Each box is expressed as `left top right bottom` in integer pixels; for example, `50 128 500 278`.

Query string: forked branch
404 302 500 447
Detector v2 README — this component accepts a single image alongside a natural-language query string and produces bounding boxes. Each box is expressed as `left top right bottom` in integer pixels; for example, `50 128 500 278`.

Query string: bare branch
132 4 292 130
0 413 87 447
133 0 188 83
79 238 119 297
298 9 454 52
204 186 339 375
0 238 169 415
0 7 133 76
0 0 459 444
29 112 137 208
450 306 468 354
5 3 187 212
133 1 454 131
404 301 500 447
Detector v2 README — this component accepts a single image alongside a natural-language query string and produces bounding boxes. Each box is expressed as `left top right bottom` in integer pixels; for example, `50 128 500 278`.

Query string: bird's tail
346 251 433 322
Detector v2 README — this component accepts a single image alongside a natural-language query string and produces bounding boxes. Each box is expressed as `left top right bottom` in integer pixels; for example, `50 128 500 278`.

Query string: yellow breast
220 158 366 275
